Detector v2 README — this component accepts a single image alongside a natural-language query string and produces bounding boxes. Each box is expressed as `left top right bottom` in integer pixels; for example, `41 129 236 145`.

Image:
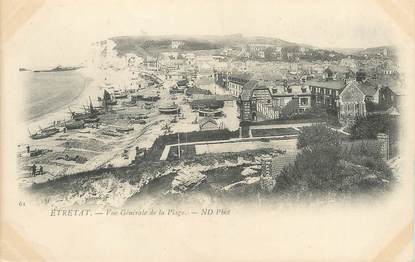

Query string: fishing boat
115 126 134 133
158 103 180 114
65 120 85 130
68 98 103 121
29 127 59 140
83 117 100 123
113 90 128 99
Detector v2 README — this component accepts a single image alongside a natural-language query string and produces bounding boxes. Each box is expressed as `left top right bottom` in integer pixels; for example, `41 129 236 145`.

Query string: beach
18 69 178 186
24 67 103 133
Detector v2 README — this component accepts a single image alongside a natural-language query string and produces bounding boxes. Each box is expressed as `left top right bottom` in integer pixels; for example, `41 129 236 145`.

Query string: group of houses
214 67 403 126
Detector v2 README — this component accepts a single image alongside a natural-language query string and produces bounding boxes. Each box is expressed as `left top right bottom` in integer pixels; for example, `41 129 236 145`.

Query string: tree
297 124 341 149
275 125 342 195
274 124 394 197
356 69 367 82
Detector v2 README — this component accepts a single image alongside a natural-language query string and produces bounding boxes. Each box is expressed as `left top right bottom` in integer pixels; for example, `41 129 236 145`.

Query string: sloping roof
198 117 218 126
271 85 310 96
240 80 259 101
340 80 378 97
305 79 345 90
355 81 378 96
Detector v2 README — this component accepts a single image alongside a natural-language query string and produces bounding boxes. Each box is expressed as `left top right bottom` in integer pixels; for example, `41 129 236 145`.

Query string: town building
337 81 367 125
337 80 380 125
238 80 278 121
143 57 159 71
213 70 228 88
171 40 184 49
271 82 312 114
227 72 252 97
378 82 404 111
198 117 219 131
304 79 345 108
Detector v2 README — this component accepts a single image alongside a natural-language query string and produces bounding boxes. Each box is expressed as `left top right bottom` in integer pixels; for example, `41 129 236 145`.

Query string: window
300 98 308 106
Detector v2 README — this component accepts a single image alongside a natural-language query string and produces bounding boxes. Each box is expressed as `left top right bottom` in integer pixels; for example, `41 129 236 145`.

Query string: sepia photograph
1 0 414 261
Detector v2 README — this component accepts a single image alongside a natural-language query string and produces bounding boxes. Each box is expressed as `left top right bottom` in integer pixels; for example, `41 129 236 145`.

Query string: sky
7 0 401 67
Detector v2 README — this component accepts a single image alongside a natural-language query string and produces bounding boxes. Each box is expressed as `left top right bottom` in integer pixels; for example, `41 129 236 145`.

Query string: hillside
109 34 310 57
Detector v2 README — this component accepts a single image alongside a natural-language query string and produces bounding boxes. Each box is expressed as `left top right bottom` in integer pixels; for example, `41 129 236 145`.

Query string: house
338 80 379 125
213 70 228 88
227 72 252 97
238 80 278 121
171 40 184 49
143 57 159 71
379 83 404 111
271 82 312 114
304 79 346 108
198 117 219 131
340 57 358 70
165 70 187 81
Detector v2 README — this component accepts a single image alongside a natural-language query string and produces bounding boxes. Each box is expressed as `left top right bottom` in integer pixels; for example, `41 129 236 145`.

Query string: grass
251 128 299 137
167 145 196 160
143 129 239 162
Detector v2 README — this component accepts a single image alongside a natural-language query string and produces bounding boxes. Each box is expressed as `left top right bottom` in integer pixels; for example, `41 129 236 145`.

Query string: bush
273 124 394 197
297 124 341 149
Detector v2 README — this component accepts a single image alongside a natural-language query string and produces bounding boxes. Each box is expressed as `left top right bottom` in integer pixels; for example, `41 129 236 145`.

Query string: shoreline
25 67 102 134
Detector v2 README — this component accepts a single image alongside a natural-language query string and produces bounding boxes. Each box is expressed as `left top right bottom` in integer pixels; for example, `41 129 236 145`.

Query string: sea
22 70 87 121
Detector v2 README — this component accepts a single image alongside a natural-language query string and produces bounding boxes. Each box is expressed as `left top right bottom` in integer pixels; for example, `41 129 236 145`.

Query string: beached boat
116 126 134 133
159 103 180 114
29 127 59 140
83 117 100 123
113 90 128 99
65 120 85 130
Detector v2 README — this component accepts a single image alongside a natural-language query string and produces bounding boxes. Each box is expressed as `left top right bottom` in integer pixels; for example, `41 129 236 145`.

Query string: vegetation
251 128 299 137
111 37 220 57
143 129 239 162
349 114 399 157
365 100 390 112
274 125 394 198
297 125 341 149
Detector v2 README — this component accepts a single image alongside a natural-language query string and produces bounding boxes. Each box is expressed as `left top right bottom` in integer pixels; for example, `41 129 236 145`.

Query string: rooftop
240 80 259 101
304 79 346 90
198 117 218 126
